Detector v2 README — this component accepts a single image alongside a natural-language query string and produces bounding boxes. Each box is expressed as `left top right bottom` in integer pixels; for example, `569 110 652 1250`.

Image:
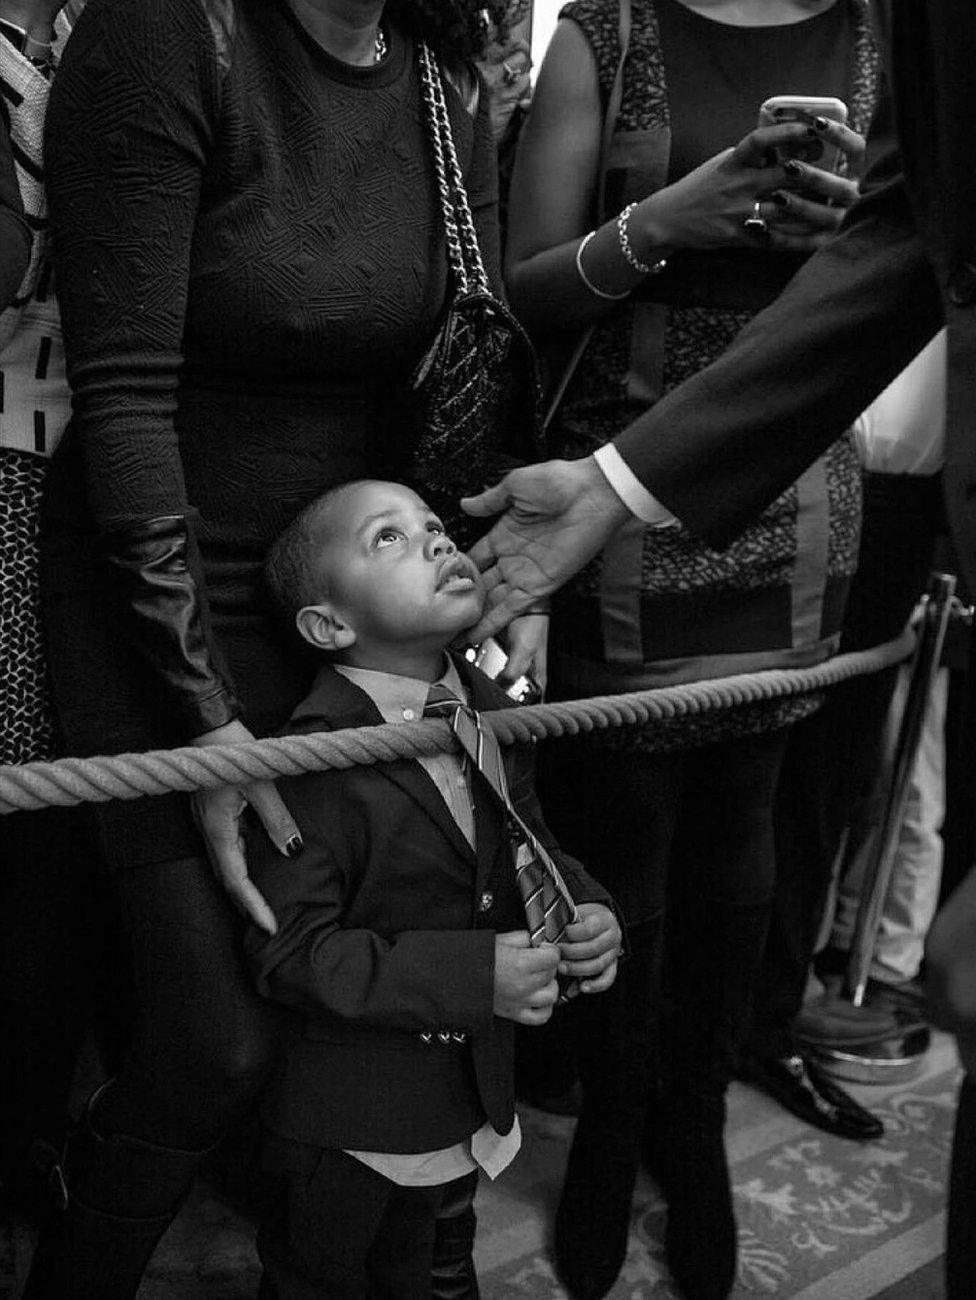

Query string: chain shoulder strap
418 42 491 296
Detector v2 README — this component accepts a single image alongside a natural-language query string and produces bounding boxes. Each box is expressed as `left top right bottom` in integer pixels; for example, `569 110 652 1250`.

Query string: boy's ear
295 603 357 653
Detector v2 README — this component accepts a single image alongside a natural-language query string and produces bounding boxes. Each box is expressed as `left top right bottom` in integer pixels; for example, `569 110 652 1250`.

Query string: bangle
575 231 630 301
617 202 668 277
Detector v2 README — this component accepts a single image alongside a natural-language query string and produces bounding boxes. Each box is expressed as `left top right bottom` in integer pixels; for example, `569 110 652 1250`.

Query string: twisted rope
0 628 916 815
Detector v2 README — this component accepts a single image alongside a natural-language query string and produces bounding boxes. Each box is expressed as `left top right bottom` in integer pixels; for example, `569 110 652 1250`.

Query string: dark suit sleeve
243 781 497 1036
0 111 30 310
613 124 944 549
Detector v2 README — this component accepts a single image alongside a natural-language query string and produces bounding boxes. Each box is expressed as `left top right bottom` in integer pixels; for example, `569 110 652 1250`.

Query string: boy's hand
493 931 561 1025
558 904 621 994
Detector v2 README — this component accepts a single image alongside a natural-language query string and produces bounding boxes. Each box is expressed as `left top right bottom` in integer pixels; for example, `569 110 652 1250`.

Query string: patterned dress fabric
548 0 879 753
39 0 498 866
0 12 74 764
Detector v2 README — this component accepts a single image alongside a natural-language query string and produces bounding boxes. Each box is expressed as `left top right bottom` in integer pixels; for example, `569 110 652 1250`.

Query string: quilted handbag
407 43 542 547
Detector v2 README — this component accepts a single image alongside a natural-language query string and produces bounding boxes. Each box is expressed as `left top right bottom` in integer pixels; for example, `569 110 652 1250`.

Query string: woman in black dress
29 1 523 1295
503 1 879 1297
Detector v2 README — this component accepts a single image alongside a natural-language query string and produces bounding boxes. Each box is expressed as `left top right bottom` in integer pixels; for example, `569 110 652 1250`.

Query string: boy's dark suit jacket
612 2 975 596
245 654 613 1155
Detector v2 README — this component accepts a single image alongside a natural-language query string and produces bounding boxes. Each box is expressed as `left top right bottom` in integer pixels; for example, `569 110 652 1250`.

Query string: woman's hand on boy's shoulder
190 718 304 936
557 903 621 995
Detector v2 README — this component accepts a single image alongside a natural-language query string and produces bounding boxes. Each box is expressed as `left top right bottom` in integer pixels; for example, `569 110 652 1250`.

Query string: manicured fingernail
770 191 790 208
285 835 304 858
814 116 830 131
783 159 803 178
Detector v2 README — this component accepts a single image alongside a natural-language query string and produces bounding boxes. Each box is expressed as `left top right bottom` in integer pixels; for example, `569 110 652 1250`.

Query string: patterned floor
0 1036 960 1299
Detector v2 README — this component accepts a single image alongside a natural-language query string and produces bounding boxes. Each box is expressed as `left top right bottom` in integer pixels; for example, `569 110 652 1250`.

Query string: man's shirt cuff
592 444 677 527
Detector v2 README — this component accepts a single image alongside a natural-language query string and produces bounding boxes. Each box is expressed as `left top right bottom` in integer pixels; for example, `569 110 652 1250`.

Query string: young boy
245 480 621 1300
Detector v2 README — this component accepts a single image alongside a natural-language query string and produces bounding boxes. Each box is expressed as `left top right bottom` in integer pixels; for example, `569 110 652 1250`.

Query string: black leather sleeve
101 515 242 738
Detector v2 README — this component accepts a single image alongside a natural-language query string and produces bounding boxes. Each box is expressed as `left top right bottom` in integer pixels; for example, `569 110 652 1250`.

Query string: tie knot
424 684 462 719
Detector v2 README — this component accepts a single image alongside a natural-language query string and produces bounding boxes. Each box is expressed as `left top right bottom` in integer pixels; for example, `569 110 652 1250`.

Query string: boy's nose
428 532 456 558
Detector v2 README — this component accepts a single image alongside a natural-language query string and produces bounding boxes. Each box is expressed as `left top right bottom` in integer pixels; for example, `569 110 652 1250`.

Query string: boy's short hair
264 481 364 625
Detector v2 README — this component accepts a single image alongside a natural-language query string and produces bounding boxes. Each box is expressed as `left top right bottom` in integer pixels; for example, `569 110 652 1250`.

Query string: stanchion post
843 571 957 1006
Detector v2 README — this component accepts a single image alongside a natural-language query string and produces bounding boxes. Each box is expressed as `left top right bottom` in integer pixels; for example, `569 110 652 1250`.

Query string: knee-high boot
23 1088 205 1300
553 915 664 1300
654 898 771 1300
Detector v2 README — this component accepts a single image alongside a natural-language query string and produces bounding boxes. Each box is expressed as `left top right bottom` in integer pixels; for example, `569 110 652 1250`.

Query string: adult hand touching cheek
462 458 629 644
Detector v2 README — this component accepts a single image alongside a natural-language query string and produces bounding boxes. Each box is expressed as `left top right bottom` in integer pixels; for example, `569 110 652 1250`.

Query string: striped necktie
424 684 578 946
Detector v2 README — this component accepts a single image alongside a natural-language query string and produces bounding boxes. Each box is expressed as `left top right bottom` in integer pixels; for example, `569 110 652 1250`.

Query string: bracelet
616 202 668 277
575 231 630 301
521 607 551 617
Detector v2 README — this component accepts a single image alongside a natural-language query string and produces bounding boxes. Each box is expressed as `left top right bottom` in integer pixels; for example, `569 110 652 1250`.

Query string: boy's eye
375 528 403 548
426 520 445 536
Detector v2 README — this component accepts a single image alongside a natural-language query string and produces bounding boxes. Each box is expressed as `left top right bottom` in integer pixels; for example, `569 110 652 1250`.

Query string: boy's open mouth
437 555 478 591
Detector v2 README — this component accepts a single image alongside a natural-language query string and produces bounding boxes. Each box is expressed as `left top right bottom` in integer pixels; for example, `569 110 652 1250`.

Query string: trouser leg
660 731 786 1300
258 1143 465 1300
25 853 279 1300
537 745 677 1300
431 1170 480 1300
0 807 107 1220
947 1075 976 1300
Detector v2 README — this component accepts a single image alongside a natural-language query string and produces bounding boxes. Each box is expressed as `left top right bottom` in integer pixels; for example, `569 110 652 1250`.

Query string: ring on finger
742 198 769 235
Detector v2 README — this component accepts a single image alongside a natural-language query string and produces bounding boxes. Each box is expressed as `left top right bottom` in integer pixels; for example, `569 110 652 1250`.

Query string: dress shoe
738 1052 884 1141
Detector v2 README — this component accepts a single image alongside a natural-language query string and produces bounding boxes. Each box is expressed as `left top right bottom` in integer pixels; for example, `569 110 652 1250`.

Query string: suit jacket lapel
288 665 477 867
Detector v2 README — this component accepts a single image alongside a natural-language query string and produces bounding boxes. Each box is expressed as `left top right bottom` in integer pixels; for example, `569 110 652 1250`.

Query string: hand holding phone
758 95 849 171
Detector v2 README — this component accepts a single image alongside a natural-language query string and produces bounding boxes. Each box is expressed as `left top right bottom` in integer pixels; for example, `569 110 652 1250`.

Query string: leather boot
554 917 663 1300
23 1088 204 1300
658 898 772 1300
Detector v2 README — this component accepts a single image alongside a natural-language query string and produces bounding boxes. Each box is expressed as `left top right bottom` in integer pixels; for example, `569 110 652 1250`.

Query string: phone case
758 95 848 170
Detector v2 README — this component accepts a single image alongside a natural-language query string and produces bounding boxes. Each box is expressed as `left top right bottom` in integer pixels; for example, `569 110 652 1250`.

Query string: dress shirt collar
332 657 467 725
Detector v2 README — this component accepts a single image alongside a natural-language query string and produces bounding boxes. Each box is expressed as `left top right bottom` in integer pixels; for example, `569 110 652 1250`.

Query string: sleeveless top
548 0 880 752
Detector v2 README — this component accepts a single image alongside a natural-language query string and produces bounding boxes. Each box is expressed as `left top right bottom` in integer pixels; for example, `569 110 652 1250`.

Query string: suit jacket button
479 891 493 913
452 1031 467 1044
437 1030 452 1044
948 261 976 307
420 1031 433 1044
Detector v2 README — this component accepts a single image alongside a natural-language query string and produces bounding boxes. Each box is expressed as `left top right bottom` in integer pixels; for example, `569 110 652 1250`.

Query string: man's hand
558 903 621 994
462 458 629 643
190 719 303 935
493 931 561 1025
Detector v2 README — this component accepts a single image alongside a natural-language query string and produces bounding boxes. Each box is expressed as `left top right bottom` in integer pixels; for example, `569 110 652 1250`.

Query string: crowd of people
0 1 973 1300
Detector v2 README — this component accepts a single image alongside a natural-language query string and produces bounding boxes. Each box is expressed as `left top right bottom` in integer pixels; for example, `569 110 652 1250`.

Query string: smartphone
758 95 848 170
465 638 541 705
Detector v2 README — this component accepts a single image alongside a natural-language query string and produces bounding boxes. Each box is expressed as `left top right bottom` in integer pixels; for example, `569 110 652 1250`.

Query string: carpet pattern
0 1038 960 1299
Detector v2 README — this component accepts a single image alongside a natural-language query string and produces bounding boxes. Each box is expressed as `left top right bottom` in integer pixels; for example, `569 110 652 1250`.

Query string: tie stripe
424 685 578 945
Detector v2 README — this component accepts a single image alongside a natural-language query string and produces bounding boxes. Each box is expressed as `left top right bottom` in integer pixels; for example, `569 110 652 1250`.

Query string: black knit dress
40 0 499 869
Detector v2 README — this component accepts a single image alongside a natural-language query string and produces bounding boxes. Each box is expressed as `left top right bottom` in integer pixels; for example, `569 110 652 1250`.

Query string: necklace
374 25 387 61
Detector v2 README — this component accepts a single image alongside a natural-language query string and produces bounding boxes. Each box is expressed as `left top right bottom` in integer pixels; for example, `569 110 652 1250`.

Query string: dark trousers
749 472 941 1057
0 808 110 1203
536 727 789 1106
948 1074 976 1299
91 853 279 1159
24 852 280 1300
257 1142 479 1300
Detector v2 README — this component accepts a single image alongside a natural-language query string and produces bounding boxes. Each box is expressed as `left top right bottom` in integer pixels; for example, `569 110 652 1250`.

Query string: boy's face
310 482 485 652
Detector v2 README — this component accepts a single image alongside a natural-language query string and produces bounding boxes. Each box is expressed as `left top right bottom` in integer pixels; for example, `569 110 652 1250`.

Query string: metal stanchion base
809 1027 931 1085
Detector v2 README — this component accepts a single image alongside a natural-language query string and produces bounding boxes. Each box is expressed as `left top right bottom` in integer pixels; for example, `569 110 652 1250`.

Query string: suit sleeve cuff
592 444 678 528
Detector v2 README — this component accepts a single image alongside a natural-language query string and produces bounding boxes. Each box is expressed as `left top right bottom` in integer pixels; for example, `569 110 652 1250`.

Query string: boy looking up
246 480 620 1299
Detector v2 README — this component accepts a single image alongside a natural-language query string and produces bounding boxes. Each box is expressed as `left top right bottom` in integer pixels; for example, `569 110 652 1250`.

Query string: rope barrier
0 626 917 815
